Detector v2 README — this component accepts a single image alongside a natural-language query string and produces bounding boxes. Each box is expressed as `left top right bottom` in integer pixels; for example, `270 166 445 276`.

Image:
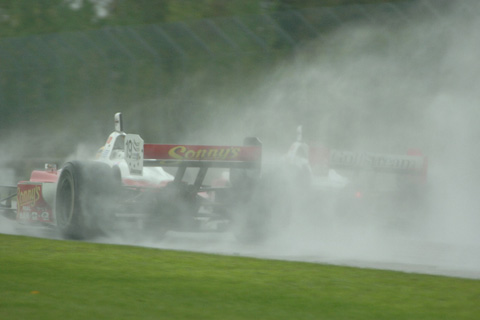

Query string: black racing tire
232 166 294 244
55 161 119 240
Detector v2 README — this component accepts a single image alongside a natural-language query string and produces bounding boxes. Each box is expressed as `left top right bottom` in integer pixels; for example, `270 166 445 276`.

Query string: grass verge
0 234 479 319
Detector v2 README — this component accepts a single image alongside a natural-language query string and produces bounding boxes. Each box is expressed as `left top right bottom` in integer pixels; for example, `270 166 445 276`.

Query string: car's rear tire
55 161 119 240
231 166 294 244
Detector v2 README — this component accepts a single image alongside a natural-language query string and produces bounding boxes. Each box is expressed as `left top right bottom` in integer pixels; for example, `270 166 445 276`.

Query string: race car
285 126 429 222
0 113 263 240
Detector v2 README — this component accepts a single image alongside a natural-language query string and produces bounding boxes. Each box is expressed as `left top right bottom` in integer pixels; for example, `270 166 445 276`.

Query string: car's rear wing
309 147 428 182
144 142 262 186
289 126 427 183
328 150 426 173
143 143 262 169
125 134 262 185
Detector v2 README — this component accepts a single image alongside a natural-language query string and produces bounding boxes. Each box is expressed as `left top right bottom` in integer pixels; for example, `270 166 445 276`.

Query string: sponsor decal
17 185 41 208
16 184 53 223
125 134 144 175
17 210 51 222
330 150 422 171
168 146 241 161
101 148 110 159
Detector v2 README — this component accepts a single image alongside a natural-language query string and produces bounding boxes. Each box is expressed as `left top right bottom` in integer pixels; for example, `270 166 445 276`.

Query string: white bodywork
95 113 174 186
284 126 427 192
284 132 350 190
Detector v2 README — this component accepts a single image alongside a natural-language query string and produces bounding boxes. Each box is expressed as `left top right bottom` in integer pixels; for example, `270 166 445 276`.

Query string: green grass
0 234 479 319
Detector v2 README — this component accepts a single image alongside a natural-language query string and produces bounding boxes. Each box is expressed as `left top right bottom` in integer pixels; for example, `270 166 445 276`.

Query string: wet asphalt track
2 215 479 279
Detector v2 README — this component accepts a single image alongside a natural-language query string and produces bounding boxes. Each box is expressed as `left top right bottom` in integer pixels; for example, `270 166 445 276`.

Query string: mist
2 1 480 278
154 0 480 277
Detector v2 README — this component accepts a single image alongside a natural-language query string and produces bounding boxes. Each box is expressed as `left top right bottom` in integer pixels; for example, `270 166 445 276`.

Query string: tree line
0 0 404 38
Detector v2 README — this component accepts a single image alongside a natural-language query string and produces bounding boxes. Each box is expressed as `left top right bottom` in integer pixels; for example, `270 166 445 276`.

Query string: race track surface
2 215 479 279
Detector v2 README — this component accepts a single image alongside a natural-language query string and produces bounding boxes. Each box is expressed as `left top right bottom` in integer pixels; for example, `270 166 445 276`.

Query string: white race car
284 126 429 217
1 113 263 240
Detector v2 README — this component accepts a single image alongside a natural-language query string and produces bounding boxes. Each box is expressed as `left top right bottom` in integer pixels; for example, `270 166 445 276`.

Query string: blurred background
0 0 458 153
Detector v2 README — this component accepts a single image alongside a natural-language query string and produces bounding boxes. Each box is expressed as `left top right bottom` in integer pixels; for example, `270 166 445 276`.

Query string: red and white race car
1 113 263 240
284 126 429 220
